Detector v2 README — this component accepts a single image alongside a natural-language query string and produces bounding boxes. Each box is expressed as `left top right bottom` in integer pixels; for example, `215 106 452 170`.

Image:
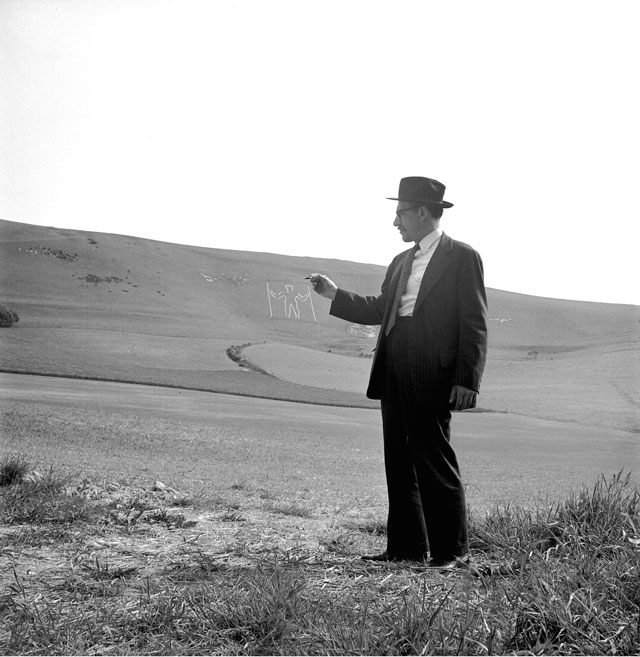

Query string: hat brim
386 197 453 208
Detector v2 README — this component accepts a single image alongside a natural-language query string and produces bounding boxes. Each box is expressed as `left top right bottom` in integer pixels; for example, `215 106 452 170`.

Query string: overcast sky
1 0 639 305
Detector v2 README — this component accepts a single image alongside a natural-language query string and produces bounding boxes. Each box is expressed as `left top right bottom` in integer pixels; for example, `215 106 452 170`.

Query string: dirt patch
0 473 385 611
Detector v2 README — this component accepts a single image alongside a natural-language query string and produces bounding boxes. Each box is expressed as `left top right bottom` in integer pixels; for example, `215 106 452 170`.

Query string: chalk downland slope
1 218 638 429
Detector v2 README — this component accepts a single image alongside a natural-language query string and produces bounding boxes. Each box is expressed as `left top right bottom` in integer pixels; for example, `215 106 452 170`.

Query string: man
309 176 487 569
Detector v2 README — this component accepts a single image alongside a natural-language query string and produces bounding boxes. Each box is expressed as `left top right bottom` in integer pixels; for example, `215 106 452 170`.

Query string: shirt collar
417 228 443 254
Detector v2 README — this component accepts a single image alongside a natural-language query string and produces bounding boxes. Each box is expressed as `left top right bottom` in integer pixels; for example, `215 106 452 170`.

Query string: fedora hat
387 176 453 208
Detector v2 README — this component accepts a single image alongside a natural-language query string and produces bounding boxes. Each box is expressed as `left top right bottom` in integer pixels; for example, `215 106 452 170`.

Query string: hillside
1 218 638 430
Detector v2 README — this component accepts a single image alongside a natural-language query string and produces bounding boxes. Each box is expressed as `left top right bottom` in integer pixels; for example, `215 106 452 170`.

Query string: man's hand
449 384 478 411
308 274 338 300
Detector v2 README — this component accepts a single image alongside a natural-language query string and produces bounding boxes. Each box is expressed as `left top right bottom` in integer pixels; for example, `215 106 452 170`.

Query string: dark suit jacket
330 233 488 402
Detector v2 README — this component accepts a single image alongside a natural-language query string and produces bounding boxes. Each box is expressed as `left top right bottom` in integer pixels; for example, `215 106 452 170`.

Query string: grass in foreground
0 461 638 655
0 453 31 488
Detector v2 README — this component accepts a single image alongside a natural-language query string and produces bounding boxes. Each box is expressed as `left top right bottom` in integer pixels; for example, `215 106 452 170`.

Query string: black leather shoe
361 551 394 562
427 555 470 570
361 551 428 563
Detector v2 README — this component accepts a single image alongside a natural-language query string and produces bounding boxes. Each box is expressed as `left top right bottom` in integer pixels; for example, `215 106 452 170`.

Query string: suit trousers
381 317 469 561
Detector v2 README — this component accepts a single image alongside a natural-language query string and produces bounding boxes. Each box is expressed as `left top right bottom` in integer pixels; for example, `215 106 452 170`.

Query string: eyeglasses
395 205 420 220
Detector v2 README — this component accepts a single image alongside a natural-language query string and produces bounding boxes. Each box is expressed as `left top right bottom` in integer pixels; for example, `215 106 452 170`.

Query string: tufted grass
0 465 638 655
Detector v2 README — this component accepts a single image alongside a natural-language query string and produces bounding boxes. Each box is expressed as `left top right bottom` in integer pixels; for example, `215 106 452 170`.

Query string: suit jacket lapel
414 233 453 313
381 248 413 330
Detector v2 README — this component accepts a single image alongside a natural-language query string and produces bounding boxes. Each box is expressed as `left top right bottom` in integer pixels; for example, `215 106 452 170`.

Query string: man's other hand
449 384 478 411
308 274 338 300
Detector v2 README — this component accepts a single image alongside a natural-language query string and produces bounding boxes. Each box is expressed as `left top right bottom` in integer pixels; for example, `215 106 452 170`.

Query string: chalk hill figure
267 282 318 322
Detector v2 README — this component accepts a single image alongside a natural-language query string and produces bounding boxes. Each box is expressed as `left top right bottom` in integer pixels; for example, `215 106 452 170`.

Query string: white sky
1 0 639 305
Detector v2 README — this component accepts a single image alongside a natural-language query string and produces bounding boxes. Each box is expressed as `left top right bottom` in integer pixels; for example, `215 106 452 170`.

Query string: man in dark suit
309 176 488 569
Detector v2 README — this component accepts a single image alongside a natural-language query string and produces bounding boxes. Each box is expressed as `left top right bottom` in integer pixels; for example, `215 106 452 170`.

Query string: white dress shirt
397 228 443 317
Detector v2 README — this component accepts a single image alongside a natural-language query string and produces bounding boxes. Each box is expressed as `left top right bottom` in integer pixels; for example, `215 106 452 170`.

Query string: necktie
385 243 420 336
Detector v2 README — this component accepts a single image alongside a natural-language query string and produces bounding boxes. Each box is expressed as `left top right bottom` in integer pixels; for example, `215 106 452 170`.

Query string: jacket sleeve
329 256 399 326
454 249 488 392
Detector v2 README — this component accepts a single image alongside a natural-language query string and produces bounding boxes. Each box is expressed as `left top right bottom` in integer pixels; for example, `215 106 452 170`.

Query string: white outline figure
266 282 318 322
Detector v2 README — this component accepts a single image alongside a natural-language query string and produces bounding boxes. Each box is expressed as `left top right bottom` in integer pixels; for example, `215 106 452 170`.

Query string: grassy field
2 373 637 515
1 218 639 654
1 218 638 425
1 452 638 655
1 371 637 652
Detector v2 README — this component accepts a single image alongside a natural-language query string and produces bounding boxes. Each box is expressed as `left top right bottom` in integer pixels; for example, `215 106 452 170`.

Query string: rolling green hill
1 218 638 430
